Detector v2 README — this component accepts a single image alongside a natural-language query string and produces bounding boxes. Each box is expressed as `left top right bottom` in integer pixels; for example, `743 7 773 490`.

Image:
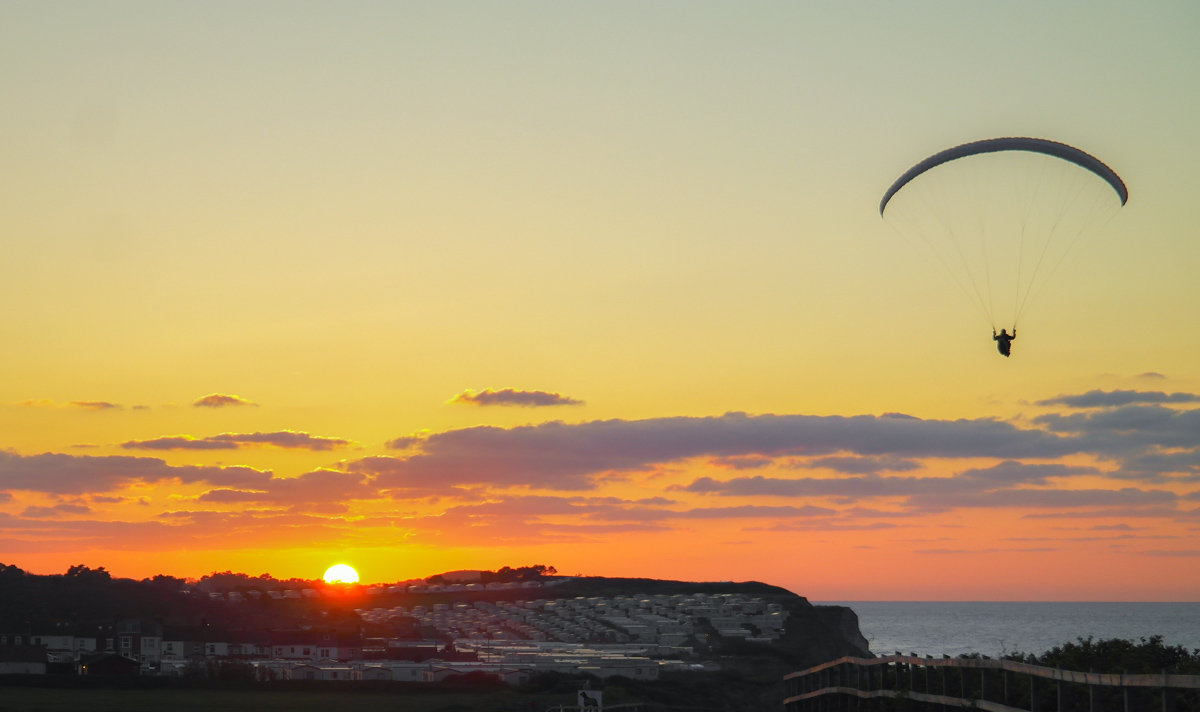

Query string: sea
817 601 1200 659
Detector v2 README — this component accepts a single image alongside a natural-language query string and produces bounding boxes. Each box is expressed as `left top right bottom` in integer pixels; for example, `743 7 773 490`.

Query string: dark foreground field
0 686 563 712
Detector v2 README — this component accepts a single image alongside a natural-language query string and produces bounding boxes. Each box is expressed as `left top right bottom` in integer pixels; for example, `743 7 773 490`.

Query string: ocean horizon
817 601 1200 659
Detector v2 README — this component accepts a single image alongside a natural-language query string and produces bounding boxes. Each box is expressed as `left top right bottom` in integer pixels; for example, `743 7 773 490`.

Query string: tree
1028 635 1200 675
64 564 111 582
0 562 26 581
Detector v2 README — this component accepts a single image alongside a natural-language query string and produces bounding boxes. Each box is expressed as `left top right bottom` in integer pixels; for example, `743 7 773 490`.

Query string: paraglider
993 328 1015 357
880 137 1127 357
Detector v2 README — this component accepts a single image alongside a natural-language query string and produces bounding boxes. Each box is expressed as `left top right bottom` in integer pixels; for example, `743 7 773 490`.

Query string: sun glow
322 564 359 584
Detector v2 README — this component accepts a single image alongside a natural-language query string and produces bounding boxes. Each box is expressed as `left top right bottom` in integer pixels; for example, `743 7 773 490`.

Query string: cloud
70 401 121 411
0 510 374 554
708 454 775 470
286 495 663 546
6 394 1197 559
0 451 270 495
196 469 377 507
366 411 1076 491
21 503 93 518
1034 404 1200 459
15 399 57 408
1037 389 1200 409
122 436 235 451
906 486 1175 511
758 520 901 532
677 461 1098 504
917 547 1058 555
449 388 583 407
122 431 353 451
668 504 837 519
1111 451 1200 482
1004 533 1177 543
348 495 840 548
196 489 267 503
1021 506 1183 520
13 399 121 410
385 433 426 450
212 432 353 450
193 394 256 408
808 455 922 474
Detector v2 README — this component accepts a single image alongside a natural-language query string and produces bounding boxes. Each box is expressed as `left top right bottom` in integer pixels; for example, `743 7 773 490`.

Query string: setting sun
322 564 359 584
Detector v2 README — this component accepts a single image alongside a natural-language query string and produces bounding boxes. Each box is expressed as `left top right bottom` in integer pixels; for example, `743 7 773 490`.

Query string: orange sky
2 1 1199 600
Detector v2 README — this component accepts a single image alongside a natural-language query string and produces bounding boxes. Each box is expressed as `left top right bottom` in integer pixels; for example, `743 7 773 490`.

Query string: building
0 646 48 675
78 652 140 676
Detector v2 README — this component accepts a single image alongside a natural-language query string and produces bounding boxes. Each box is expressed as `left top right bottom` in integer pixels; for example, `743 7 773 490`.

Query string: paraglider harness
993 328 1016 357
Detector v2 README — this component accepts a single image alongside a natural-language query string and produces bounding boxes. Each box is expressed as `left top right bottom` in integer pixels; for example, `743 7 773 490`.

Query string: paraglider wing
879 137 1128 216
877 136 1128 331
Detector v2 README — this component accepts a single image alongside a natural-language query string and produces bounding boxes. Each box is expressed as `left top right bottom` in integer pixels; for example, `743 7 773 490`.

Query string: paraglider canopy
879 136 1127 333
880 137 1128 215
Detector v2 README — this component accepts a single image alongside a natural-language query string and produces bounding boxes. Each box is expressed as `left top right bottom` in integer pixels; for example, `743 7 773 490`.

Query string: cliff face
774 599 872 668
678 592 872 712
537 577 871 665
813 604 872 658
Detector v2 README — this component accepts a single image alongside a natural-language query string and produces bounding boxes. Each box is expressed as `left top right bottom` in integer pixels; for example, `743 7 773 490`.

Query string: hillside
1 563 874 711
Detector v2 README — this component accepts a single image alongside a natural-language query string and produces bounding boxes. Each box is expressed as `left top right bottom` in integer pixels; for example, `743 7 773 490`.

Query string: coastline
818 601 1200 658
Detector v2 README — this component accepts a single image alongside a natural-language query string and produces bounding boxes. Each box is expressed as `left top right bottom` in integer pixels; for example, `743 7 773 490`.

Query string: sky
2 1 1199 601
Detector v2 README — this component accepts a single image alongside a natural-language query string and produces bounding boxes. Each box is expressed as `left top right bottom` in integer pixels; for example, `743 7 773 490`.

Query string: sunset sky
3 1 1199 601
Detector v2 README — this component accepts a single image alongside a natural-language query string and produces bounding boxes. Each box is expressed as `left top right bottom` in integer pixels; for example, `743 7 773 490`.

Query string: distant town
0 564 835 687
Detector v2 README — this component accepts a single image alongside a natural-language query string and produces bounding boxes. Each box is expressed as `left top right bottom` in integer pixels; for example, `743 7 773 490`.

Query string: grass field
0 686 573 712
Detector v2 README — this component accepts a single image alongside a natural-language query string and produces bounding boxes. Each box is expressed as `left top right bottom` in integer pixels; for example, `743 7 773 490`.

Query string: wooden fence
783 654 1200 711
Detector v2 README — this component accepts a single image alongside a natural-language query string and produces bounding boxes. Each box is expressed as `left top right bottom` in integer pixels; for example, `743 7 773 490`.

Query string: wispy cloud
0 510 373 553
676 461 1100 505
448 388 583 407
14 399 57 409
917 547 1058 555
14 399 122 410
196 469 377 508
70 401 121 411
1037 389 1200 409
708 455 775 470
21 503 93 518
193 394 256 408
122 436 234 451
122 431 353 451
808 455 922 474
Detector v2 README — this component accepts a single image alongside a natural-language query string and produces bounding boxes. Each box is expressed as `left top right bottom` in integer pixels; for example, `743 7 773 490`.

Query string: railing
783 654 1200 711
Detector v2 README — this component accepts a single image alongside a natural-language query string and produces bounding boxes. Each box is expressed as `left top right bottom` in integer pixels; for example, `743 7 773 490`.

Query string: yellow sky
2 1 1199 600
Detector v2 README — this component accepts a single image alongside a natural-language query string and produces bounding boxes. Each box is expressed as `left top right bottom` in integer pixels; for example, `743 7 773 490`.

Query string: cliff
526 575 871 667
